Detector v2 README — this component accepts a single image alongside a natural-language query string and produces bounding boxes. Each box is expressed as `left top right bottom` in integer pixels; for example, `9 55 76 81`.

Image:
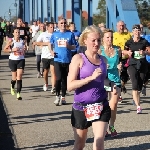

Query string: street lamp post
9 0 18 23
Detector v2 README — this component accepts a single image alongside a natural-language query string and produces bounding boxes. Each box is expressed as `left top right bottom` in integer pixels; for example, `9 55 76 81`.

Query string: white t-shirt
9 38 25 60
31 25 39 37
37 31 53 59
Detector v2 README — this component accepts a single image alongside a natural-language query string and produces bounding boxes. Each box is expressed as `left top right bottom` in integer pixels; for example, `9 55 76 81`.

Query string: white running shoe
43 84 48 91
137 106 142 114
61 96 66 105
51 87 56 94
54 96 60 106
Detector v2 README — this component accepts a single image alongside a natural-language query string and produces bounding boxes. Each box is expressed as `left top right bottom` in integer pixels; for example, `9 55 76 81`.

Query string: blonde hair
79 25 102 46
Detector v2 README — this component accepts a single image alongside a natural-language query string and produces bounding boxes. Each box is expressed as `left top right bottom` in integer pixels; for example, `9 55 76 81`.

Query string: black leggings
54 62 69 97
127 65 145 91
36 55 41 73
120 59 129 83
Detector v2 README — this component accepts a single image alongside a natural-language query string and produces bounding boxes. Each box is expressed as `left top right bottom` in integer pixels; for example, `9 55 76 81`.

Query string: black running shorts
71 105 111 130
9 59 25 72
42 58 54 69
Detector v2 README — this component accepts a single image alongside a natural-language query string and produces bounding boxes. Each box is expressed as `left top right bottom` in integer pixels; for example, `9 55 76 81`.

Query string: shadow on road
105 143 150 150
0 93 17 150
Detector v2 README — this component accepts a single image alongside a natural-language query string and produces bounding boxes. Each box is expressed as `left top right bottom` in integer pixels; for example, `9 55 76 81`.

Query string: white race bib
83 103 103 121
134 51 145 59
104 85 111 91
57 40 67 47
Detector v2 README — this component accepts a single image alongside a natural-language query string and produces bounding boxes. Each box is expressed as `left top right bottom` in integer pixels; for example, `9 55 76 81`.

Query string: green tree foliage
93 0 106 25
135 0 150 26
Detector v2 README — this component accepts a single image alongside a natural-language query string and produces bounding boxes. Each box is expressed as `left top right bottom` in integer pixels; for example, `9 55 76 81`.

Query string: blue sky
0 0 99 21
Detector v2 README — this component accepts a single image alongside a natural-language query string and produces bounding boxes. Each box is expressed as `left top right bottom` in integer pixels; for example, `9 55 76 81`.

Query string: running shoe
51 87 56 94
11 87 16 96
17 93 22 100
40 72 43 78
118 95 123 103
37 73 41 78
109 126 118 137
43 84 48 91
141 86 146 96
54 96 60 106
137 106 142 114
61 96 66 105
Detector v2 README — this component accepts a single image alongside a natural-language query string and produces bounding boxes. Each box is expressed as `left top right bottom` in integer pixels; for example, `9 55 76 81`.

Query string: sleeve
50 33 54 44
124 40 130 50
145 39 150 47
36 33 43 42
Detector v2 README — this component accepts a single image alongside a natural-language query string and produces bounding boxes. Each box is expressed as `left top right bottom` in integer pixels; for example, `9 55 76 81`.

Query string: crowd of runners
1 17 150 150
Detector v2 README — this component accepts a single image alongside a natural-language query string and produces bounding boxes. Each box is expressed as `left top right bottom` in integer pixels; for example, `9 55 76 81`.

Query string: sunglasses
133 29 141 32
60 22 67 25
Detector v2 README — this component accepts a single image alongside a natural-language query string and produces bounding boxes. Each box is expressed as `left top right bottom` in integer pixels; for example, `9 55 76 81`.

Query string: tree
93 0 106 25
134 0 150 26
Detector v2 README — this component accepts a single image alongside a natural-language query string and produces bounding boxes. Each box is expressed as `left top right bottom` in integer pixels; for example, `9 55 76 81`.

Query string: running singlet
9 38 25 60
50 30 76 63
113 32 131 59
73 53 108 111
101 46 121 86
37 31 53 59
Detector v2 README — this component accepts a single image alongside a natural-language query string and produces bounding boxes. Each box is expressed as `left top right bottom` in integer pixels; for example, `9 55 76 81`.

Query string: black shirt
9 26 27 40
125 37 150 53
17 27 27 40
125 37 150 67
0 29 5 42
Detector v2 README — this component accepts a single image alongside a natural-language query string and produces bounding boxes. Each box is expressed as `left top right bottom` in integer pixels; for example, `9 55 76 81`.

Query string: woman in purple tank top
67 25 114 150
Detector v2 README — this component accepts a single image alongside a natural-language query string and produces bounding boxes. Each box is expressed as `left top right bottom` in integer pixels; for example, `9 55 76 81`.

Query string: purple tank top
73 53 108 110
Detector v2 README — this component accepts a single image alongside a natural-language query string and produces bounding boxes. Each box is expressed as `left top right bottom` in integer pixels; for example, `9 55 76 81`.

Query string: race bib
14 50 24 56
134 51 145 59
57 39 67 47
104 85 111 91
20 30 24 36
83 103 103 121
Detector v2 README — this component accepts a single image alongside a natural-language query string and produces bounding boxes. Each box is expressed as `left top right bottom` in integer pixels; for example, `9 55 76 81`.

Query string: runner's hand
50 51 55 56
117 62 122 70
91 68 102 80
139 49 145 56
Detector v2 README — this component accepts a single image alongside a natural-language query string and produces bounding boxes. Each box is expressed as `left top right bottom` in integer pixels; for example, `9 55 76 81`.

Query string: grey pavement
0 51 150 150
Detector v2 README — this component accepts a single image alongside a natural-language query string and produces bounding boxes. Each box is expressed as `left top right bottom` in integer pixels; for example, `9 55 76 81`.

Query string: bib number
83 103 103 121
104 85 111 91
134 51 145 59
14 51 24 56
57 40 67 47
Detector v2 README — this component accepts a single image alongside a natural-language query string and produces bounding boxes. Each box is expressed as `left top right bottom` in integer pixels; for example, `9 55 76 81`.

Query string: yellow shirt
113 32 131 59
113 32 131 50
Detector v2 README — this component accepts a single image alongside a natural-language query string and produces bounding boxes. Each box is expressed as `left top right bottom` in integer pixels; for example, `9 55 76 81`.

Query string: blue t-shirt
50 30 76 63
71 30 81 52
144 35 150 63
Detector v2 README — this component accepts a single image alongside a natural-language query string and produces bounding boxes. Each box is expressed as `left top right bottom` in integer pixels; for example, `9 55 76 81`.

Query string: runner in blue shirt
69 22 81 57
49 18 76 106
